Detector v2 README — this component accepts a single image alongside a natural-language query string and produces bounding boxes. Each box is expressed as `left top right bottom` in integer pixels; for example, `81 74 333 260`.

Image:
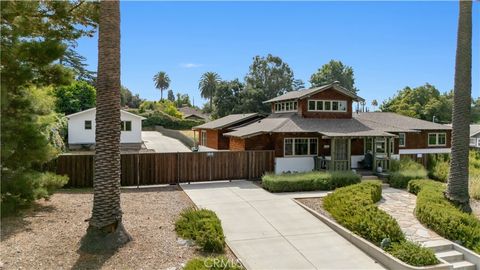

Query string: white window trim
398 133 406 147
274 101 298 113
201 130 207 146
121 120 132 132
85 120 92 130
428 132 447 146
284 137 318 157
307 99 347 112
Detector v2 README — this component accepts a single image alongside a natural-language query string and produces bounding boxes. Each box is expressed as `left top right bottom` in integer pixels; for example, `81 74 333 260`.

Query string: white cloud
180 63 203 68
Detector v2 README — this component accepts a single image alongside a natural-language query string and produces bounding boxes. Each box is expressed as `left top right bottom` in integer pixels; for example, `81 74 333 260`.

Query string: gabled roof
178 106 210 120
470 125 480 137
263 82 365 103
193 113 261 130
66 108 146 120
354 112 450 131
224 113 396 138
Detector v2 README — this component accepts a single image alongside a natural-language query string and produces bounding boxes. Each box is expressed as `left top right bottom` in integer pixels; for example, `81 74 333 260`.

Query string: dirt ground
0 186 234 270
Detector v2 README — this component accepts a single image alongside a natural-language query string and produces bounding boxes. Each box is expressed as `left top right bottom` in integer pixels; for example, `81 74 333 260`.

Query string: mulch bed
1 186 235 270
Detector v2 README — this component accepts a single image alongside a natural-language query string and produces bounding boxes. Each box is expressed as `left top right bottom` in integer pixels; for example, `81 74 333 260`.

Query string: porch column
372 137 376 172
330 137 335 171
347 138 351 170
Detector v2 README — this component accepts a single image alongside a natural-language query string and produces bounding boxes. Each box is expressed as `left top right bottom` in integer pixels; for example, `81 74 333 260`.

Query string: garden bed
262 171 360 192
0 186 236 269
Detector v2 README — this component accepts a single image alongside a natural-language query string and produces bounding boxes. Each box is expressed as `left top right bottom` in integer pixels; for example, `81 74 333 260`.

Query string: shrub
388 159 427 188
184 257 243 270
323 181 437 266
408 180 480 253
175 208 225 253
1 171 68 216
262 171 360 192
141 110 203 130
388 241 438 266
323 181 404 244
429 159 449 182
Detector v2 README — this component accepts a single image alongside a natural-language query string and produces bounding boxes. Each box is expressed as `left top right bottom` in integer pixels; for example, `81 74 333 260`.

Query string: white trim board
399 148 450 154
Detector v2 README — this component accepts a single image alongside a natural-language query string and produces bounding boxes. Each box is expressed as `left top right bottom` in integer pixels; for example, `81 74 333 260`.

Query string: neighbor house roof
263 82 365 103
354 112 451 131
193 113 260 130
224 113 396 138
470 125 480 137
66 108 146 120
178 106 210 121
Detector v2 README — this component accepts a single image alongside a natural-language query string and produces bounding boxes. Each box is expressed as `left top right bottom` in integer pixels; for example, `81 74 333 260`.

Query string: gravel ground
296 197 332 219
1 186 236 270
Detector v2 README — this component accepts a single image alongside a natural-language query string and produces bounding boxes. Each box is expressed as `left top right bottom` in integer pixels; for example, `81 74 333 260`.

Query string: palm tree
445 0 472 213
371 99 378 111
80 0 131 252
199 72 220 109
153 71 170 101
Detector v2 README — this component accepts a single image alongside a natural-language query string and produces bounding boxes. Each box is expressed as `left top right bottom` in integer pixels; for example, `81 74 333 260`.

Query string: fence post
177 152 180 186
136 154 140 188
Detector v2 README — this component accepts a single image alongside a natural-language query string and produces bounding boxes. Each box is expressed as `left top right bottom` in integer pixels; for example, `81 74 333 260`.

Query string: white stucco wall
68 109 144 145
275 157 315 174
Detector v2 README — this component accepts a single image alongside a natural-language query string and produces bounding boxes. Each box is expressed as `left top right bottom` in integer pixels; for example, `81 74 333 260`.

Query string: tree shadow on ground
0 203 56 242
71 251 115 270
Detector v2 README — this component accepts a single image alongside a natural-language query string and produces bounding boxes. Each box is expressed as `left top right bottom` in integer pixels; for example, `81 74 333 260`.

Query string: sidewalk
182 180 385 270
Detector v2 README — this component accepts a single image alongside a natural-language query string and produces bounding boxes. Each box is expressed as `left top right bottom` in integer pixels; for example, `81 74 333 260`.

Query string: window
284 138 318 156
307 100 347 112
274 101 298 113
428 133 447 146
375 138 386 154
364 137 373 154
84 120 92 130
398 133 406 147
121 121 132 131
471 138 477 146
201 130 207 146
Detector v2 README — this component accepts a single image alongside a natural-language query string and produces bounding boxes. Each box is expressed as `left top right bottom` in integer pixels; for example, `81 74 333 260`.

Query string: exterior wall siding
229 137 245 150
395 130 452 150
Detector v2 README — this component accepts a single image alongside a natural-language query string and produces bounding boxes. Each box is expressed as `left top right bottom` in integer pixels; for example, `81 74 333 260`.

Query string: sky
76 1 480 108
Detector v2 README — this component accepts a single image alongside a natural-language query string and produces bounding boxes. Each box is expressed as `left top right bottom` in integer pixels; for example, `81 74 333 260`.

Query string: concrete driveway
142 131 190 152
182 181 385 270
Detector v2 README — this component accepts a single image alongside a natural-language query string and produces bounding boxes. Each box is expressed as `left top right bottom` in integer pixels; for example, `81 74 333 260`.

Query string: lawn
0 186 235 269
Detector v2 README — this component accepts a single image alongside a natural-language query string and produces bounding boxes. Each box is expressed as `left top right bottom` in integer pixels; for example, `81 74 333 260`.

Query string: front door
332 138 350 170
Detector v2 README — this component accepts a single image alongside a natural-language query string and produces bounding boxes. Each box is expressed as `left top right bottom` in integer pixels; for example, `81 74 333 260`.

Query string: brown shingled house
194 82 451 173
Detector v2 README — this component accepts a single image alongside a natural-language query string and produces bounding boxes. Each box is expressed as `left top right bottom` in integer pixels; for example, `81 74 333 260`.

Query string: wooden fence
51 151 275 188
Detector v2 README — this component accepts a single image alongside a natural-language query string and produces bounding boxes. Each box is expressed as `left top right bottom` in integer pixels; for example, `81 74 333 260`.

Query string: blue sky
76 1 479 108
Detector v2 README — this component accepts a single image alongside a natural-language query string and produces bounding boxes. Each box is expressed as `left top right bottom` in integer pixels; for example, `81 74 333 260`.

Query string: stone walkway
377 187 442 243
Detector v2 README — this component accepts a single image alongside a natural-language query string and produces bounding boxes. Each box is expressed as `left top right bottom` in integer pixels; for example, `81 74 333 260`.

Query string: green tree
199 72 221 110
243 54 295 113
212 79 244 118
167 89 175 102
121 86 143 108
310 60 358 92
371 99 378 111
54 81 96 114
471 97 480 123
81 0 131 252
176 93 191 108
153 71 170 101
0 1 97 215
446 0 472 212
380 84 453 123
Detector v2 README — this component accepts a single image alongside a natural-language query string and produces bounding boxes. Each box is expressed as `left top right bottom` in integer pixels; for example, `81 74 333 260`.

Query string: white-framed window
477 138 480 147
201 130 207 146
274 101 298 113
398 133 406 147
85 120 92 130
470 138 476 146
428 133 446 146
121 121 132 131
284 138 318 156
307 99 347 112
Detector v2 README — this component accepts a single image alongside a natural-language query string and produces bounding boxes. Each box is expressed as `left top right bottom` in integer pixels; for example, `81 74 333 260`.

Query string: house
66 108 146 150
193 113 265 150
178 106 210 122
470 124 480 149
194 82 451 173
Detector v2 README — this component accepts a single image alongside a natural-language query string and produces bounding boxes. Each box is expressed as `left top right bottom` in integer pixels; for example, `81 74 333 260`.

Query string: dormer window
308 100 347 112
275 101 297 112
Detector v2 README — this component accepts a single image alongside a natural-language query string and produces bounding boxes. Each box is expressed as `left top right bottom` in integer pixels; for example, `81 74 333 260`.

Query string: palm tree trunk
80 0 132 252
445 0 472 213
160 88 163 101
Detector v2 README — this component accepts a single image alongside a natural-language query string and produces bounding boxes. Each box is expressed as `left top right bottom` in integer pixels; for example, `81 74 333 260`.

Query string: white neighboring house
470 124 480 149
66 108 146 149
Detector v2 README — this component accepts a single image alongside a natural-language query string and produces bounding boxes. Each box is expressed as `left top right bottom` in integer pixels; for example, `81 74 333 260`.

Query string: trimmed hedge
408 180 480 254
324 181 438 266
389 159 427 188
175 208 225 253
388 241 439 267
262 171 360 193
184 257 243 270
